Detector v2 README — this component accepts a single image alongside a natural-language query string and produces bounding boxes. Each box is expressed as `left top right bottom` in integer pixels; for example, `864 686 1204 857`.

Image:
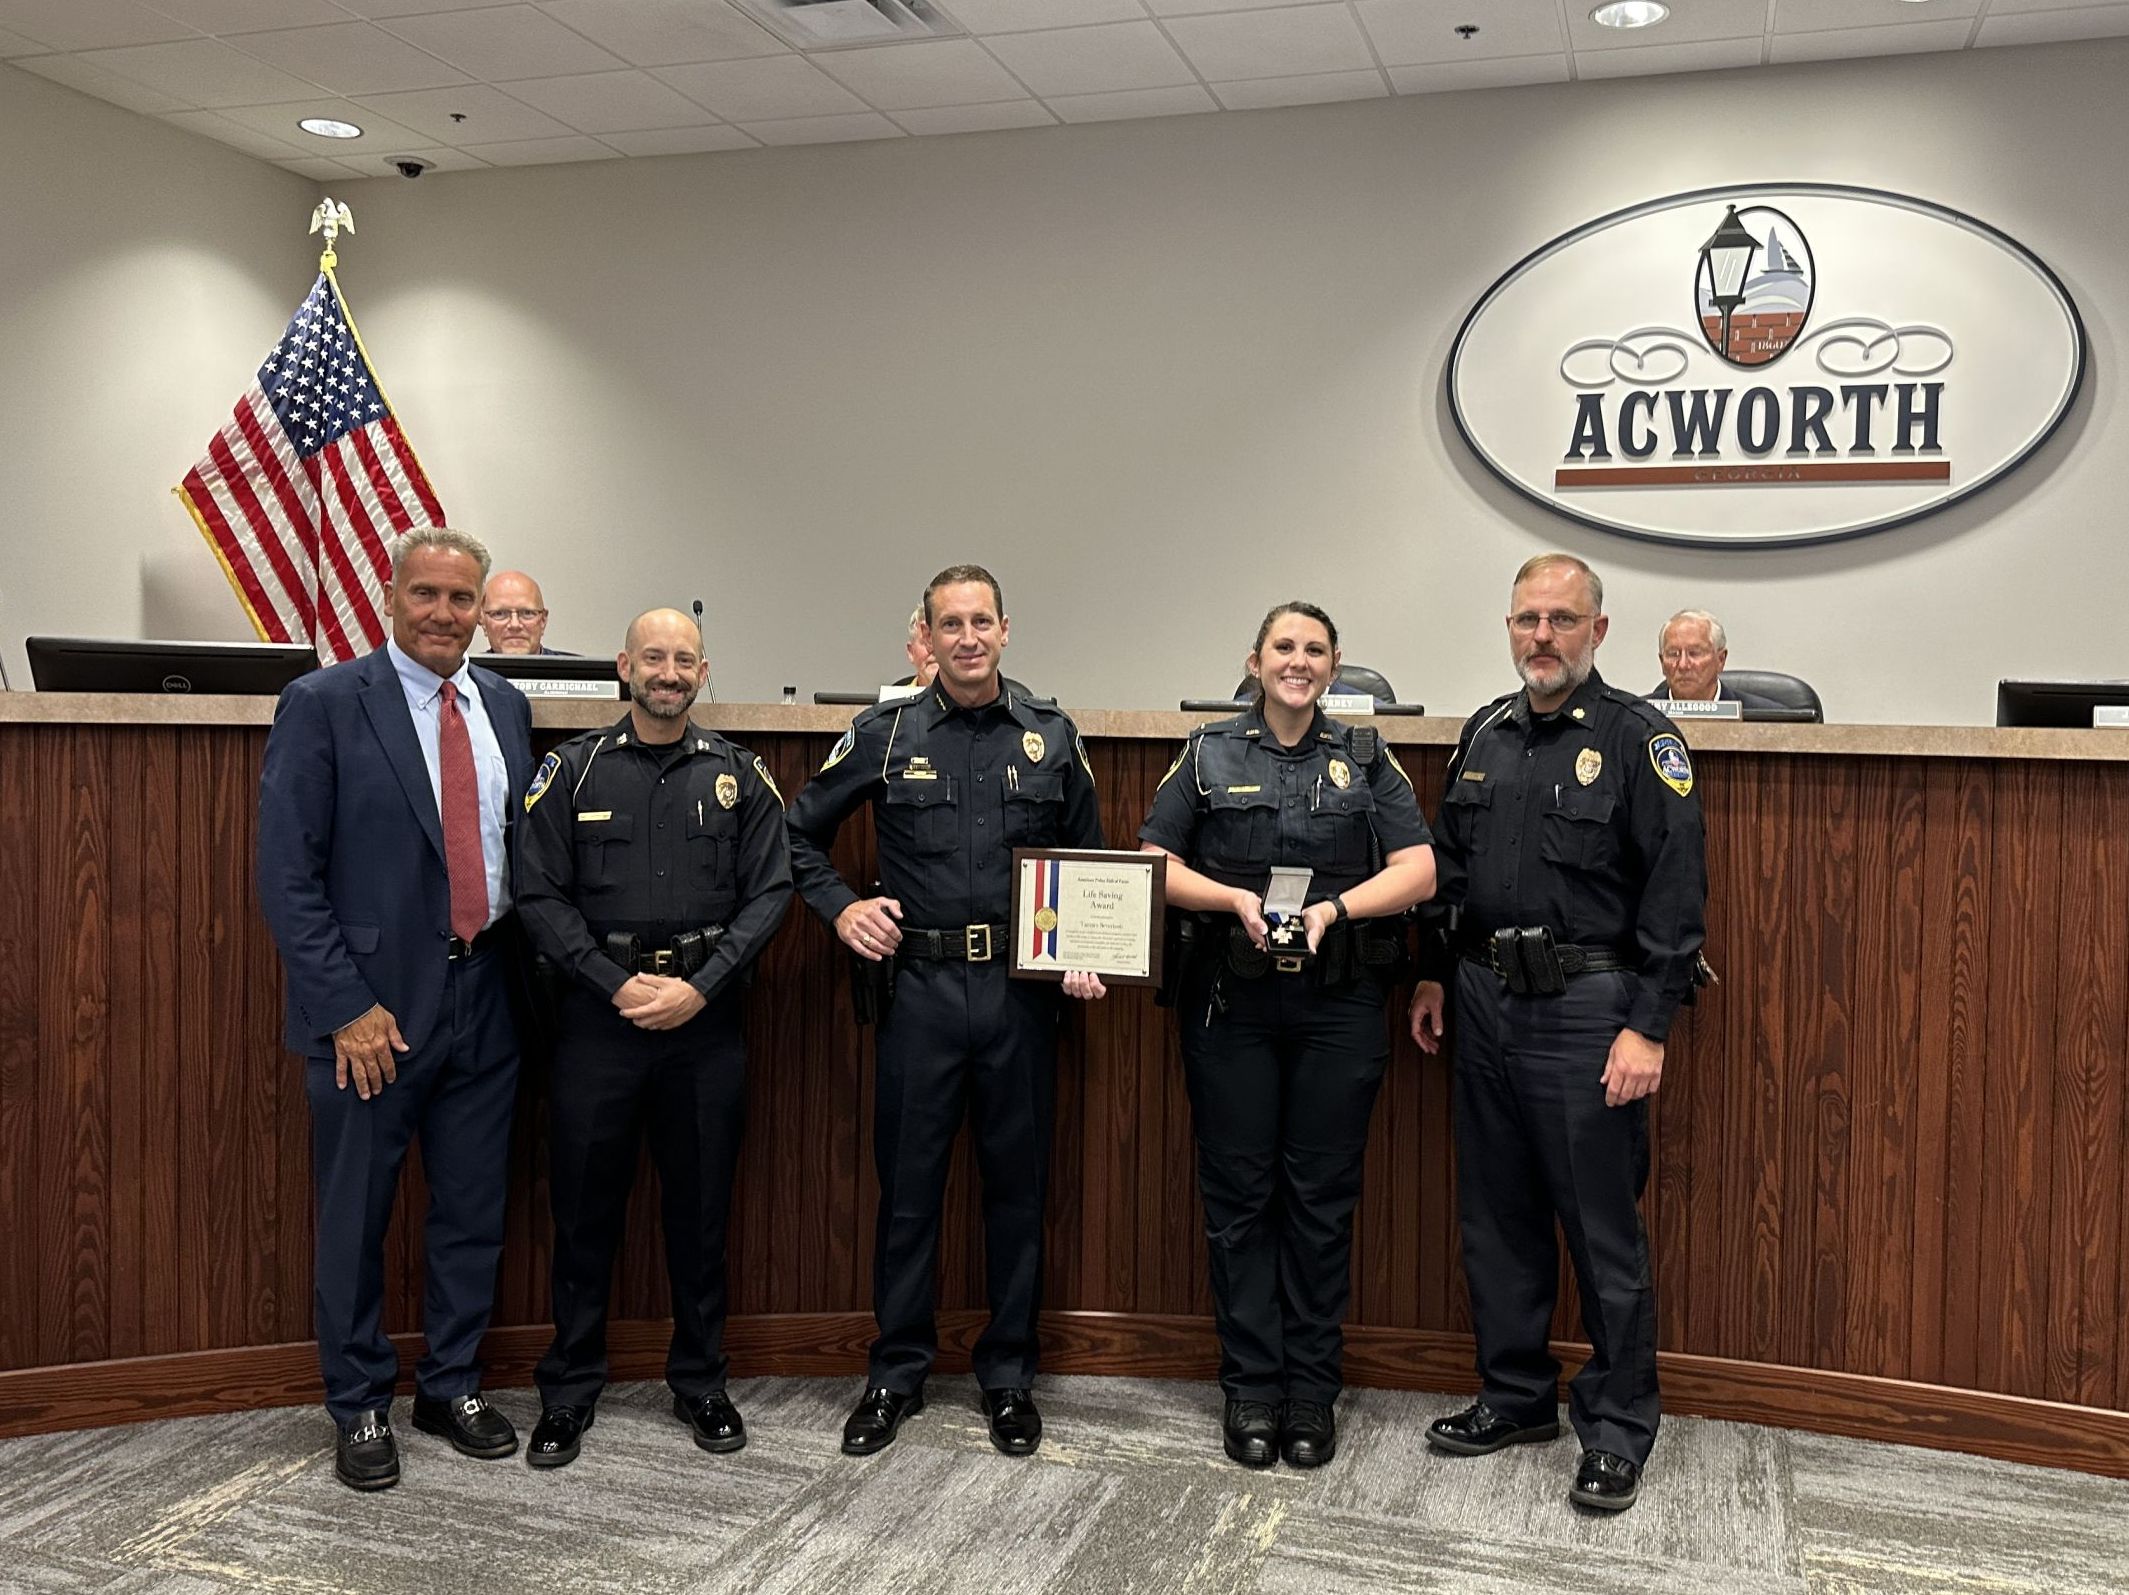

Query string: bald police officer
515 608 792 1467
788 564 1105 1459
1411 553 1707 1512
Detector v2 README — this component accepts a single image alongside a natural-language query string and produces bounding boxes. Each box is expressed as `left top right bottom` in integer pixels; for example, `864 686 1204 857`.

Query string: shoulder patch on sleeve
1075 731 1096 784
753 755 785 807
524 751 561 812
820 726 855 772
1649 732 1694 797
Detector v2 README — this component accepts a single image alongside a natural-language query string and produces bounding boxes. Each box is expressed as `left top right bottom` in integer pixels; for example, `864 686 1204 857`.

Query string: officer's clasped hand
1230 888 1270 951
837 897 905 962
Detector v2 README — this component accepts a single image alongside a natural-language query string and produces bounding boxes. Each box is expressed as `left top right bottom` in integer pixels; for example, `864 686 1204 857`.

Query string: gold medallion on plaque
1034 906 1059 933
716 772 739 809
1575 748 1602 787
1327 758 1351 789
1022 730 1046 764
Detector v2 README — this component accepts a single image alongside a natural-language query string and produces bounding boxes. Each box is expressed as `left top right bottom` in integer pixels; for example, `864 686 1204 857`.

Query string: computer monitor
1995 679 2129 728
479 652 626 699
26 636 318 695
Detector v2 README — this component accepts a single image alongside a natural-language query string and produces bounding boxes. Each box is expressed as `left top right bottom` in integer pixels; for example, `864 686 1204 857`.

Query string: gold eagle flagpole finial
309 198 354 271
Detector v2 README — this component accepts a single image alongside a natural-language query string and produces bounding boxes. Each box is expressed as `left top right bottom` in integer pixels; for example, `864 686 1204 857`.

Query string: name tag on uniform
577 810 612 821
1460 770 1486 782
1225 785 1262 794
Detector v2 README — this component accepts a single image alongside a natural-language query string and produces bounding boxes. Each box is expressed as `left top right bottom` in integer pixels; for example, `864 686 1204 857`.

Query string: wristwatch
1330 895 1350 924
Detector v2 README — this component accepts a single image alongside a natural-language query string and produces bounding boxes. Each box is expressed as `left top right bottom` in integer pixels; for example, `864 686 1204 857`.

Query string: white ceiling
3 0 2127 177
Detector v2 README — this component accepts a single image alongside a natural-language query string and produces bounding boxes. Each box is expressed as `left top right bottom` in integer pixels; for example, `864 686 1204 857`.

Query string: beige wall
0 65 316 682
5 41 2124 721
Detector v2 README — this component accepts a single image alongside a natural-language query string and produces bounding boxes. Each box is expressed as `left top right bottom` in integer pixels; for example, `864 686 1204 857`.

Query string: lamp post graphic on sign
1696 204 1760 363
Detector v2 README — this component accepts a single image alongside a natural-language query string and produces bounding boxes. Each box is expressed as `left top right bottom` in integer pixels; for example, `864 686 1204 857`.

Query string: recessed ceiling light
298 117 362 140
1590 1 1669 27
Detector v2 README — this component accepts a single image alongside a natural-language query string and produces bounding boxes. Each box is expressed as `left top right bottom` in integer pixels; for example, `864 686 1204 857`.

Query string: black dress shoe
1279 1400 1337 1469
841 1386 924 1456
412 1391 519 1459
1425 1400 1561 1456
981 1387 1042 1457
1570 1448 1641 1511
1222 1399 1279 1468
335 1409 400 1492
674 1391 747 1454
527 1404 594 1469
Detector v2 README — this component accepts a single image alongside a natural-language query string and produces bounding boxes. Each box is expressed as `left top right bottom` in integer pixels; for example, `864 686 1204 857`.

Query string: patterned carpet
3 1374 2126 1594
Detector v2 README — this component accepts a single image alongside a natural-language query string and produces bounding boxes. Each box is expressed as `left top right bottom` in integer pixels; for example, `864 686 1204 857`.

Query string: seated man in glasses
480 571 577 656
1648 610 1775 709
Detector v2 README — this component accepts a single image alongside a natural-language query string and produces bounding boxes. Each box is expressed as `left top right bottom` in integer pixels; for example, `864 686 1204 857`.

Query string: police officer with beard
514 608 792 1468
788 564 1106 1460
1411 554 1706 1513
1140 601 1434 1471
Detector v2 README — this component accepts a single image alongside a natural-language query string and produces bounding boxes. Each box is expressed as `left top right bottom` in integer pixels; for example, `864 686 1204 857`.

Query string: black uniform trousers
1451 960 1659 1465
870 959 1059 1394
537 985 747 1409
1179 964 1389 1405
306 946 519 1426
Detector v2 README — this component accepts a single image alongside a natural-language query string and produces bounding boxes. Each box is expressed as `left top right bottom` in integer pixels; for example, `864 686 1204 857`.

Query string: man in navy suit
257 526 536 1492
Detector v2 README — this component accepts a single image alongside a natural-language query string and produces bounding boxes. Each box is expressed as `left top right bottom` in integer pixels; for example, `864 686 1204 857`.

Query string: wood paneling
4 724 2129 1470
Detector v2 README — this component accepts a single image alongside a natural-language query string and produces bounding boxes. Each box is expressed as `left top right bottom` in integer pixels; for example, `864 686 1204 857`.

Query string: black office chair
1722 670 1823 722
1228 664 1398 703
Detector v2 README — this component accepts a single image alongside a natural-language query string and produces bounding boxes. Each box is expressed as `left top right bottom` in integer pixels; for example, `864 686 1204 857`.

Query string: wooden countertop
6 690 2129 762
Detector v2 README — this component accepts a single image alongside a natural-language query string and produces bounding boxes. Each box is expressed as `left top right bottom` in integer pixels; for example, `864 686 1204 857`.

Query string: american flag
177 271 444 664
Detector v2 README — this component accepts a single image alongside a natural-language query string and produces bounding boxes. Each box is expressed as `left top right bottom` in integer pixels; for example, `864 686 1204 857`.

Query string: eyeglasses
1661 646 1716 664
484 608 546 624
1508 611 1591 634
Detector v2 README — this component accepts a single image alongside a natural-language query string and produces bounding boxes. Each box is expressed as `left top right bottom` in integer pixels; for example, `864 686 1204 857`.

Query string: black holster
850 951 896 1026
1492 926 1567 996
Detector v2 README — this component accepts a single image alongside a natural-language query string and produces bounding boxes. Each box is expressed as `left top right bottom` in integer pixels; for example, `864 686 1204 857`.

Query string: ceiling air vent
730 0 964 50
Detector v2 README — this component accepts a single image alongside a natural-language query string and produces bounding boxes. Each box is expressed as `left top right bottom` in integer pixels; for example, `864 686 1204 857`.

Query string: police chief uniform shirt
1433 671 1706 1040
515 716 794 1001
787 683 1103 930
1139 705 1431 895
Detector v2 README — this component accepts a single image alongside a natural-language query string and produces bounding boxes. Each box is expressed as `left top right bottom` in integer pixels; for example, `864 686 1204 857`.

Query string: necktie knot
439 680 457 709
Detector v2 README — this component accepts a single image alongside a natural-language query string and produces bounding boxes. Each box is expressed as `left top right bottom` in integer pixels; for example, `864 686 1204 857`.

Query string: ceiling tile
741 110 904 143
1166 5 1373 80
0 25 43 53
938 0 1145 32
161 107 311 158
653 55 868 119
214 96 433 149
1045 82 1216 119
1146 0 1340 17
1356 0 1563 67
1978 5 2129 46
0 0 191 51
599 123 760 154
73 39 328 107
351 143 493 170
1770 18 1976 63
151 0 351 31
1573 35 1764 78
814 39 1024 108
231 23 471 95
1566 0 1765 52
335 0 535 16
381 4 626 79
459 133 621 162
1983 0 2129 13
1210 68 1383 108
356 81 579 140
891 98 1057 132
1772 0 1980 32
1387 54 1567 93
275 155 365 179
11 51 196 111
534 0 787 66
502 68 717 129
982 21 1194 95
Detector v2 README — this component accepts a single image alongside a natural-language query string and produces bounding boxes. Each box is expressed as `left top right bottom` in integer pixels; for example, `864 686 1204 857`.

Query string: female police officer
1139 602 1434 1469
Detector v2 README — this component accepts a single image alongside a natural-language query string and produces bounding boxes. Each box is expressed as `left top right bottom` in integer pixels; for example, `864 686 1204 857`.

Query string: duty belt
1461 928 1634 995
898 923 1007 963
603 925 726 977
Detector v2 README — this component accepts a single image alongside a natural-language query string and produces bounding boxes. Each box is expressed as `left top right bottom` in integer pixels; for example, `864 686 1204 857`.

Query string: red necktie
437 681 487 941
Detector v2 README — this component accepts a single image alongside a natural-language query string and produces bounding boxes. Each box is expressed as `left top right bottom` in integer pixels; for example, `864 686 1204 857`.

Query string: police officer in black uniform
787 565 1106 1459
514 607 793 1468
1141 602 1435 1470
1411 554 1706 1513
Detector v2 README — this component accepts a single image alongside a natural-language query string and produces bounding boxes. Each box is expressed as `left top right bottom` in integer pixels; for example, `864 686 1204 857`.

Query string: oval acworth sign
1446 183 2086 548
